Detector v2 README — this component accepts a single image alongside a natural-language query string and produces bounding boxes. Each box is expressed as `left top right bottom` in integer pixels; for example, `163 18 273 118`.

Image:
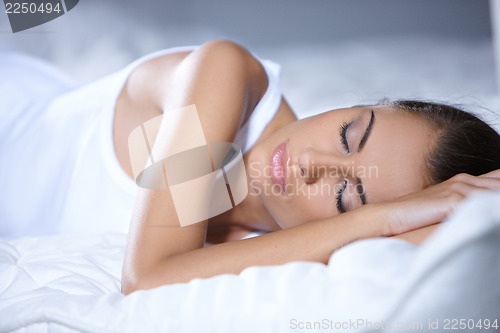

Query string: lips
270 140 289 195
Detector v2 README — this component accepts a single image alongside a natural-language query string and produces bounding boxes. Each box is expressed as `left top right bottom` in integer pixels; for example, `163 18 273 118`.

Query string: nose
298 148 352 184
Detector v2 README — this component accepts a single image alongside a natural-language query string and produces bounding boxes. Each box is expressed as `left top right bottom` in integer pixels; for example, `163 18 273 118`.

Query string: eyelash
336 122 351 212
339 122 350 153
336 179 348 214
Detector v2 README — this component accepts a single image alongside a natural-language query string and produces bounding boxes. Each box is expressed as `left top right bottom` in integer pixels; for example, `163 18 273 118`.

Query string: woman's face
246 105 436 228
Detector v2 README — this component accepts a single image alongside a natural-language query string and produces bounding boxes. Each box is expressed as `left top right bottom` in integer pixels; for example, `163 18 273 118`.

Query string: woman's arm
124 164 500 294
122 40 271 293
123 203 384 293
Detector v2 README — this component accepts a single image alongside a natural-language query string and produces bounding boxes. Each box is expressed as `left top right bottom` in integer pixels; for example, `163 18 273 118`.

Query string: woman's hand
377 169 500 237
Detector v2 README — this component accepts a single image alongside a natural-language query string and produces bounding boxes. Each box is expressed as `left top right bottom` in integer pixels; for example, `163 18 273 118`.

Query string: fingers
465 175 500 190
449 172 500 191
448 182 493 199
479 168 500 179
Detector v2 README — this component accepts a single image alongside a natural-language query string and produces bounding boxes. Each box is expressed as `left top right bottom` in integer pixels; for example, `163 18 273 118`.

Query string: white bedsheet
1 192 499 333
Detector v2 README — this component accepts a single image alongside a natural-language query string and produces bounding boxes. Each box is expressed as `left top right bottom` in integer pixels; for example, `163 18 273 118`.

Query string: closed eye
339 122 350 153
335 110 374 212
335 179 348 214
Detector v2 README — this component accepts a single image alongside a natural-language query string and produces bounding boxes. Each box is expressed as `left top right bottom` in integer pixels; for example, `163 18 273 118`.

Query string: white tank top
0 46 282 238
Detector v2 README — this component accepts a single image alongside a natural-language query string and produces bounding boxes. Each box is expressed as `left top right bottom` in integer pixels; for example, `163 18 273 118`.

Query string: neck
211 98 297 231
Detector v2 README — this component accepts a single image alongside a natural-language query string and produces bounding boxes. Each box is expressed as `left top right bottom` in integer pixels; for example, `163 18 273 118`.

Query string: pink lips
270 141 288 195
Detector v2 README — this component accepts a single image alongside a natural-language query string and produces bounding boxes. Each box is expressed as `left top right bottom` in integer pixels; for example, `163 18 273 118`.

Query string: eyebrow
357 110 375 152
355 110 375 205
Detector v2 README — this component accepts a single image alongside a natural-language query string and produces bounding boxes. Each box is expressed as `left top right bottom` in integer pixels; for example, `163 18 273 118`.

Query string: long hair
384 100 500 184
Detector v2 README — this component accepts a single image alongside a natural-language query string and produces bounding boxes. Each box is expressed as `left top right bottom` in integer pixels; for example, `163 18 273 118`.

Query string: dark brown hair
387 100 500 185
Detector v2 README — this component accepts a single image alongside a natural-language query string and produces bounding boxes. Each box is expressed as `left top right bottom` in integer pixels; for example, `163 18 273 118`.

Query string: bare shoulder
114 40 270 178
190 40 266 76
125 40 267 108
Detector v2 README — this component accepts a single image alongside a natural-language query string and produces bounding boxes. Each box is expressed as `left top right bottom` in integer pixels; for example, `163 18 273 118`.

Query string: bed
1 192 499 332
1 1 500 332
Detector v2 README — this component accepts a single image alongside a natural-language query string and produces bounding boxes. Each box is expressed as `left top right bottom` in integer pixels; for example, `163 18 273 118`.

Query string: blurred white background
1 0 498 126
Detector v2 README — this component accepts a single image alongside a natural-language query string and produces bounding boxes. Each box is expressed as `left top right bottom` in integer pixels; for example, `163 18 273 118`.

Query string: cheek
265 186 338 228
295 192 337 223
246 145 269 182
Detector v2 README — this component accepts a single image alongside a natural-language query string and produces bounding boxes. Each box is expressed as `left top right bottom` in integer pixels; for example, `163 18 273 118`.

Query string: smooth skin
116 41 500 294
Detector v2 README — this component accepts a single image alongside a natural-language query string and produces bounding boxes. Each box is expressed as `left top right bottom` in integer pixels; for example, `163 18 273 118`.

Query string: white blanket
1 192 499 333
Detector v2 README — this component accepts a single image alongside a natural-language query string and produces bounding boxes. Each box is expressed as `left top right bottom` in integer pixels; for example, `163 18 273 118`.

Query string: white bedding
1 2 499 331
1 192 499 332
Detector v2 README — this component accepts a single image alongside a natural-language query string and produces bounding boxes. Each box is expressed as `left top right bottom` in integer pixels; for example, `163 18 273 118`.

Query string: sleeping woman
1 40 499 294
